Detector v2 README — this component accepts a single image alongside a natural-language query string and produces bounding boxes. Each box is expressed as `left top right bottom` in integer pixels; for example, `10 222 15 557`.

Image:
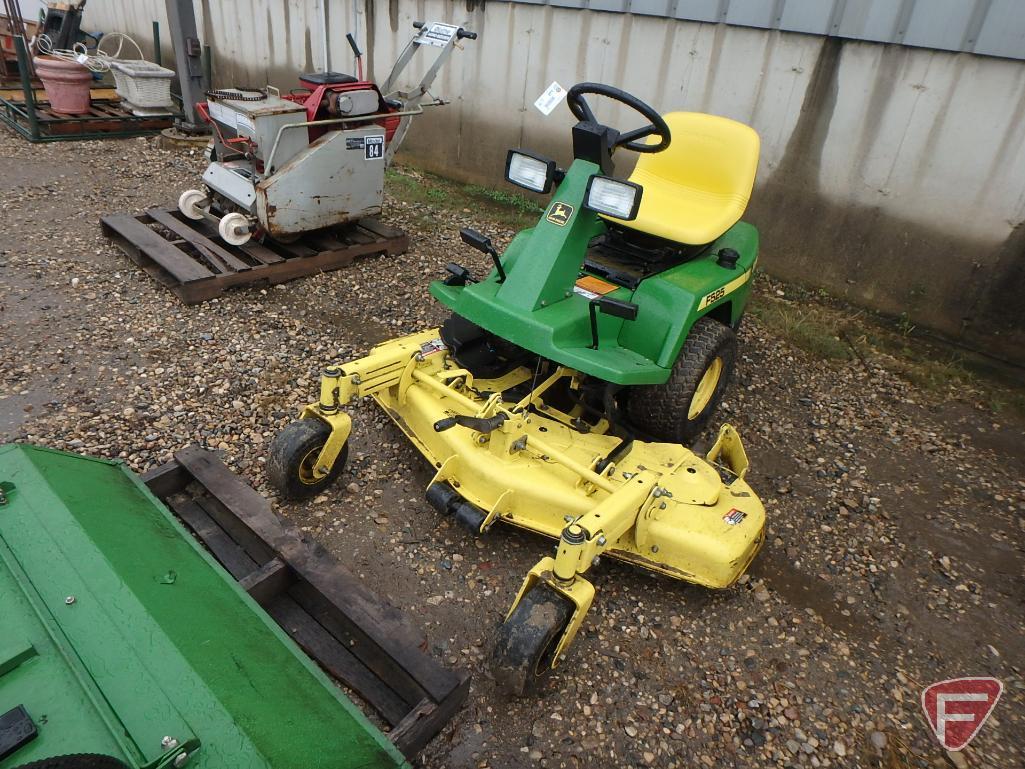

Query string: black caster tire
267 419 348 500
626 316 737 444
13 756 129 769
493 584 574 697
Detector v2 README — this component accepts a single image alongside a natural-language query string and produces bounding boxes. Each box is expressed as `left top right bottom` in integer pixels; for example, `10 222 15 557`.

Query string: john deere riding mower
269 83 765 695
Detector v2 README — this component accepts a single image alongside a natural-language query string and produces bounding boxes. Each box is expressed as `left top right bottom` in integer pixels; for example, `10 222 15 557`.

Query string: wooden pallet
101 207 409 303
142 446 470 759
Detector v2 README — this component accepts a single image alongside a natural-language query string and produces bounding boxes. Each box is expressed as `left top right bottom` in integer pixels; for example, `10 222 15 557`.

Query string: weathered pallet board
101 207 408 303
141 446 469 759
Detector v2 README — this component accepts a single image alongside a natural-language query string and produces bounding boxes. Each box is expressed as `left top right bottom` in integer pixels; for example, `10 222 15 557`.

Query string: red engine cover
286 79 400 144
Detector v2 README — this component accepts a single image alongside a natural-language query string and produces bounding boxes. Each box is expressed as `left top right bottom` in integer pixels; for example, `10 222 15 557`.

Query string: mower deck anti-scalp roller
271 81 766 696
0 443 467 767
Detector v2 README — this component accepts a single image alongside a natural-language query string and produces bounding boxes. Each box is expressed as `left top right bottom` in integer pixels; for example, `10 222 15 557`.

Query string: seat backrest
630 112 760 201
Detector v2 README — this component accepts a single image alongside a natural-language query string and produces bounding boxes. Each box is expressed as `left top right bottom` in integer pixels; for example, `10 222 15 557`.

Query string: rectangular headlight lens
585 176 642 220
506 151 553 193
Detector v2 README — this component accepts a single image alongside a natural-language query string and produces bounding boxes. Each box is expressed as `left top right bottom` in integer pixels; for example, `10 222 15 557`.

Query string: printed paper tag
534 81 567 116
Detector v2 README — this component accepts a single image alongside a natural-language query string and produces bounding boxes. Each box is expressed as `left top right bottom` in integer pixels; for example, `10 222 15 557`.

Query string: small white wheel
177 188 208 220
218 212 252 245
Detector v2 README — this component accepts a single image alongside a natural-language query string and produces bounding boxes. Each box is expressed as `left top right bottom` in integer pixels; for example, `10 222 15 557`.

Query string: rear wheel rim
687 356 723 420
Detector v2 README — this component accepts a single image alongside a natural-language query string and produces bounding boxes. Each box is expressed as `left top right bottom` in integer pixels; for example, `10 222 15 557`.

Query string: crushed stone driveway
1 133 1023 769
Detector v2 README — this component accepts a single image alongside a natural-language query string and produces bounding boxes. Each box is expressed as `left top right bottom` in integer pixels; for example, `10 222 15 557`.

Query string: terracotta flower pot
33 55 93 114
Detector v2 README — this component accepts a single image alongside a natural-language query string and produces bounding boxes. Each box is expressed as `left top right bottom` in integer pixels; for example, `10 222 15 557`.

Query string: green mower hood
0 443 407 769
431 159 758 386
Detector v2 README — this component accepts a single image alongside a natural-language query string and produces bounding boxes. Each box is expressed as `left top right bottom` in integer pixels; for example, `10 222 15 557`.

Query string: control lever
589 296 639 349
444 262 475 286
460 228 506 283
434 413 509 433
346 33 364 80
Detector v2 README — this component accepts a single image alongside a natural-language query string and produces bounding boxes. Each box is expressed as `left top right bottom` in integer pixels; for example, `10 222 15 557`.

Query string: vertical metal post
202 45 212 93
320 0 330 72
14 35 39 140
152 20 161 67
164 0 209 133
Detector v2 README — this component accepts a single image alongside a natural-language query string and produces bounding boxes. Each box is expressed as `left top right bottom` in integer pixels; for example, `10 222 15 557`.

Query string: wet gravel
1 133 1023 769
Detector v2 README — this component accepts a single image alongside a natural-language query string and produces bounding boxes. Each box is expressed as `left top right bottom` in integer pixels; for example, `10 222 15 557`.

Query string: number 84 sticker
365 135 384 160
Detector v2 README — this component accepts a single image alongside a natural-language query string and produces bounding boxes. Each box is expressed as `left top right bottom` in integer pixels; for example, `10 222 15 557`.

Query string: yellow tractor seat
604 111 760 246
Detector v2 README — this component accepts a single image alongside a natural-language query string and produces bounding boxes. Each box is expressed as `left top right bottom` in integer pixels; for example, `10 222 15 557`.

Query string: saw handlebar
412 20 477 40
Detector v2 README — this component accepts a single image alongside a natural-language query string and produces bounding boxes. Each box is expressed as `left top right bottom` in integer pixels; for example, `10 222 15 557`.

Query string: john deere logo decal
546 202 574 226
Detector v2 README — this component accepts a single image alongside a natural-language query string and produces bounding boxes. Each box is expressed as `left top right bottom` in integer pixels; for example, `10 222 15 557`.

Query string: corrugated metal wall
493 0 1025 60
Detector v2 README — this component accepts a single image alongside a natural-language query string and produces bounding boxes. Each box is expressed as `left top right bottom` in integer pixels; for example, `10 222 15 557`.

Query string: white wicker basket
108 60 175 109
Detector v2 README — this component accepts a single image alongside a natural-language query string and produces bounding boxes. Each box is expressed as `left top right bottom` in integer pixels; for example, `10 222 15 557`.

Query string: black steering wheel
567 82 671 153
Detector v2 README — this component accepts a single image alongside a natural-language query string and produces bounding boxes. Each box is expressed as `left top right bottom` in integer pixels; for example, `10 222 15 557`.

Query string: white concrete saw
177 21 476 245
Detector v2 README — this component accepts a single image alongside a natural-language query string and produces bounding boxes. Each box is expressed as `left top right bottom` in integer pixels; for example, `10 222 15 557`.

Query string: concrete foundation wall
84 0 1025 365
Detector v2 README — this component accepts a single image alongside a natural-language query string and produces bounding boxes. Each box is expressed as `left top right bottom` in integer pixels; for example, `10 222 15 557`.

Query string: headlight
584 175 642 220
505 150 556 194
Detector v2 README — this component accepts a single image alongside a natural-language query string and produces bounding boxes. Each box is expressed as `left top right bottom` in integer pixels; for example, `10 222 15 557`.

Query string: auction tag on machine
534 81 567 116
573 275 618 300
420 22 459 47
365 135 385 160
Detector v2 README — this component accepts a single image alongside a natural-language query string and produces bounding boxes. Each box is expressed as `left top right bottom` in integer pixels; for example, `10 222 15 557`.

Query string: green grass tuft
385 166 543 229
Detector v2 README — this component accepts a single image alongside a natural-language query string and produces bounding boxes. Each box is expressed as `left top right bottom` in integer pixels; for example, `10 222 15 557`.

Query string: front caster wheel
178 188 208 220
492 585 574 697
267 419 348 500
218 211 252 245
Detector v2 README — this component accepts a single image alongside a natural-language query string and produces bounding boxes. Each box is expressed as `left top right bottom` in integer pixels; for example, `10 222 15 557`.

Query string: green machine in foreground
0 444 466 768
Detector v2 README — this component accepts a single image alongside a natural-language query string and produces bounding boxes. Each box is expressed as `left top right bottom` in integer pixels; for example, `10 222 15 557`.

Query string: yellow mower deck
297 329 765 676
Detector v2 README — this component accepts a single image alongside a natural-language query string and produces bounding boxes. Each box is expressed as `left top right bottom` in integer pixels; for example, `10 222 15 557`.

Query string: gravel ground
1 133 1023 769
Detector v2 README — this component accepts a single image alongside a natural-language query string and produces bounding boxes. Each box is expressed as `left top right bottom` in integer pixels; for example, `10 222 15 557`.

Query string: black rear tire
267 419 348 500
493 585 574 697
626 316 737 444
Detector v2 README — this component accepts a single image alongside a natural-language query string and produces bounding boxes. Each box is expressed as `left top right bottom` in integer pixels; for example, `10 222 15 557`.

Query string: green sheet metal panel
0 444 408 769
